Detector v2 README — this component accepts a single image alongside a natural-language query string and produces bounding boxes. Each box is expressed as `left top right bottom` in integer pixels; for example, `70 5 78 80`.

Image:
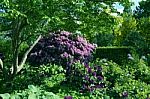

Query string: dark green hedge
94 46 134 64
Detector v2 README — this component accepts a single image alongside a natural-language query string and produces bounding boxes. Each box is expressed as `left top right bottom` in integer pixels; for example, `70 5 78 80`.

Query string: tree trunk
2 16 42 81
11 17 22 77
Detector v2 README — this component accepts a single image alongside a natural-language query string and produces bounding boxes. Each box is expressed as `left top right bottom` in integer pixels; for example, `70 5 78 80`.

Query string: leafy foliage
0 85 61 99
1 0 150 98
134 0 150 18
92 33 114 46
95 46 132 65
101 57 150 98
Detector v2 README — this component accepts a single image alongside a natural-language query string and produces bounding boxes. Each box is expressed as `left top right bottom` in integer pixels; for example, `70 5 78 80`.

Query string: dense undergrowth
0 56 150 99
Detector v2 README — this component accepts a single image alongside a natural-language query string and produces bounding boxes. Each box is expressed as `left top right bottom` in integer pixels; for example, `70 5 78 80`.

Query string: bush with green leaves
92 33 114 46
122 31 148 56
99 57 150 98
2 63 65 93
0 85 61 99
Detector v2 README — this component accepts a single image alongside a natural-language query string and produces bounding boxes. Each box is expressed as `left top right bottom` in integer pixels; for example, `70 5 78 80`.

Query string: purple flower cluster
29 31 96 77
64 96 72 99
79 63 104 93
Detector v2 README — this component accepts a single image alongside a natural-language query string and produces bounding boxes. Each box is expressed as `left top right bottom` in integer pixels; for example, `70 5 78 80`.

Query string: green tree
134 0 150 18
114 13 137 45
133 0 150 53
0 0 129 81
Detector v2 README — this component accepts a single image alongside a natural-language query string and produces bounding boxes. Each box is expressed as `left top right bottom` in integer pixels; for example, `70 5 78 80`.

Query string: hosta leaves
28 93 37 99
28 85 40 93
0 93 10 99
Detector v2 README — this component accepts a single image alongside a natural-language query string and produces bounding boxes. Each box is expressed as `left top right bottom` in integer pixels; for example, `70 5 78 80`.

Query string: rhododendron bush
29 31 96 78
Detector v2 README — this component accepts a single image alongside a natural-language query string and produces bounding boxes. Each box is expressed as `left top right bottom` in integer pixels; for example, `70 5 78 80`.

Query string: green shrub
0 85 61 99
43 73 65 88
113 80 150 99
99 58 150 98
94 47 133 64
4 64 65 93
122 31 146 55
127 57 150 84
92 33 114 46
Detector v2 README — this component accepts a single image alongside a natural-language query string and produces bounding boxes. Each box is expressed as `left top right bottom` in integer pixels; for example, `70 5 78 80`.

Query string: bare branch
0 59 3 71
17 35 42 73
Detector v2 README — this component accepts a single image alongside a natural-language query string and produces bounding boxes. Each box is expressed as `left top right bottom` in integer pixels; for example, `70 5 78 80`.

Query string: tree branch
17 35 42 73
0 59 3 71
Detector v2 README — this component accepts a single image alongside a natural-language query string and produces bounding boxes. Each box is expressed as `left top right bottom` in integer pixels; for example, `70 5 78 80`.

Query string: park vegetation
0 0 150 98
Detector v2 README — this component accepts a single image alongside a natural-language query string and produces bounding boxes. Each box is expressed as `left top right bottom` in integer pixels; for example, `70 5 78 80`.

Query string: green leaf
28 93 37 99
103 95 110 99
10 94 21 99
0 93 10 99
44 92 60 99
28 85 39 93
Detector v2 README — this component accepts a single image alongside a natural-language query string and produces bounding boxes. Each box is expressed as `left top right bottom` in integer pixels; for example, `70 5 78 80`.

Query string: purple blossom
70 48 74 55
92 72 96 76
76 36 87 43
97 66 102 71
61 52 70 58
90 79 94 83
87 44 95 50
97 76 103 80
61 31 71 36
95 84 103 88
64 96 72 99
87 68 92 73
66 42 71 48
84 75 89 80
84 63 89 68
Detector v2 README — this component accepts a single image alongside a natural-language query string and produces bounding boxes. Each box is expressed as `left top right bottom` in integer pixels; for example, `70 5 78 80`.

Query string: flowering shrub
71 61 105 93
81 63 104 93
29 31 96 78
